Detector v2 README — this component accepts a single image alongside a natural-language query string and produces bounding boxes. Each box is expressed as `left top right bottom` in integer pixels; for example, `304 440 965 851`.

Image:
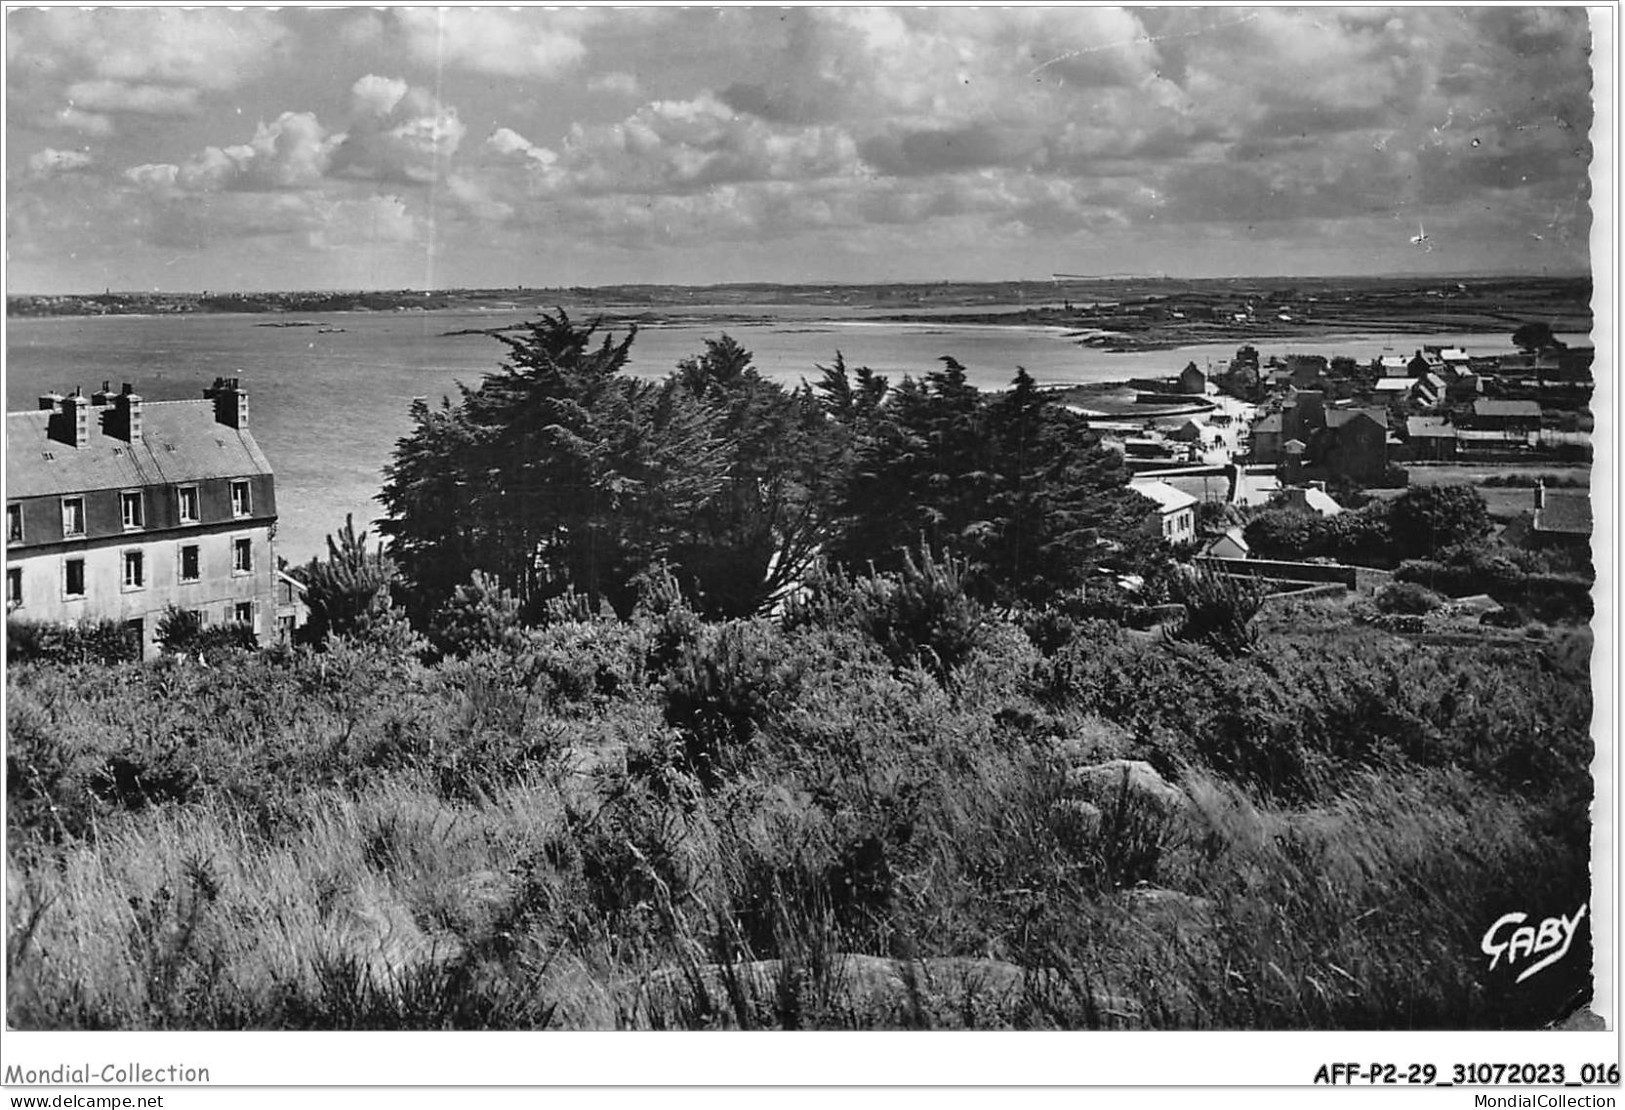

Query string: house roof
1130 479 1199 514
1406 416 1458 439
1325 407 1389 430
1473 399 1542 418
1252 412 1284 434
1374 378 1414 393
1276 485 1344 517
7 399 274 499
1160 474 1231 503
1203 526 1250 555
1534 491 1592 536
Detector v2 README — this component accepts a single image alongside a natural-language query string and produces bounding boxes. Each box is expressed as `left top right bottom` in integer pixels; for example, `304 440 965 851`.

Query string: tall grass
6 570 1594 1029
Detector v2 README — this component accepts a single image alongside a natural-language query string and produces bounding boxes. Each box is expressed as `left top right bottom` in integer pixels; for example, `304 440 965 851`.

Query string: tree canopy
379 313 1157 626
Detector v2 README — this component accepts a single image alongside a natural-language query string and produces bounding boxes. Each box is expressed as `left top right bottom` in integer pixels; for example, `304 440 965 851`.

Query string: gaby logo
1481 904 1587 984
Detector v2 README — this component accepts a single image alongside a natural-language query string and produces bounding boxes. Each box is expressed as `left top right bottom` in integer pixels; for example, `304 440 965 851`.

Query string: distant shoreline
11 276 1591 354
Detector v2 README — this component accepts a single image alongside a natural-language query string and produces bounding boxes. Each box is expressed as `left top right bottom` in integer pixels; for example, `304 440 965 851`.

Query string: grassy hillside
6 581 1593 1030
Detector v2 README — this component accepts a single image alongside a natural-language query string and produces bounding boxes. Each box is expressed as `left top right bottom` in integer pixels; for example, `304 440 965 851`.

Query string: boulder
1068 759 1190 815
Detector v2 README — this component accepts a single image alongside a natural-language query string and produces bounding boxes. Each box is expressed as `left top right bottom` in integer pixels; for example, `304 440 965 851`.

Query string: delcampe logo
1480 904 1587 984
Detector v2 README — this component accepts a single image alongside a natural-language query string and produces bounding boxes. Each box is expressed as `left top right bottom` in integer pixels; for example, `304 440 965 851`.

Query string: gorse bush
785 546 986 683
6 596 1593 1029
1375 581 1445 615
1166 566 1266 657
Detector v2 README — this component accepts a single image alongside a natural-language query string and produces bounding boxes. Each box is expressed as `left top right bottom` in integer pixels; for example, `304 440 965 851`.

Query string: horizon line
6 271 1594 300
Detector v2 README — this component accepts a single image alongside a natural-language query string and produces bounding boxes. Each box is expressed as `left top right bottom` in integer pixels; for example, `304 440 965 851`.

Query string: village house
1271 482 1344 518
1250 411 1285 463
1131 479 1198 545
1469 398 1543 438
1178 362 1207 395
6 378 280 658
1202 526 1251 560
1318 407 1390 483
1404 415 1459 460
1498 482 1592 554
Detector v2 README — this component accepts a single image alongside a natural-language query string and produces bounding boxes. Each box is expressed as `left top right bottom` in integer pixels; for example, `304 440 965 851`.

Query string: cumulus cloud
393 9 586 78
126 112 335 194
312 194 421 249
330 76 466 185
526 92 860 198
9 8 288 89
351 74 409 119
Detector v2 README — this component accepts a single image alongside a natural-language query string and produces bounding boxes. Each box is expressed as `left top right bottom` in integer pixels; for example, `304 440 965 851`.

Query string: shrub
1375 582 1444 615
663 620 803 789
428 571 527 659
6 618 140 665
1389 484 1490 558
293 514 420 653
784 546 986 683
156 606 259 660
1167 567 1266 657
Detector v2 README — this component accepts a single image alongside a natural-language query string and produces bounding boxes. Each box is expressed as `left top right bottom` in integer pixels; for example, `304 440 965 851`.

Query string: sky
3 6 1600 293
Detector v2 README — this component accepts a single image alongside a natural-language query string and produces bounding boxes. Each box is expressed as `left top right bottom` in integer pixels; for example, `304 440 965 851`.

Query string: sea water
5 308 1541 562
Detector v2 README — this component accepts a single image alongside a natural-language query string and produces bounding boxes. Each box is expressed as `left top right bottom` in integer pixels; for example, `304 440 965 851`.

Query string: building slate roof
1406 416 1458 439
1325 407 1389 430
1130 479 1199 514
7 400 274 499
1534 491 1592 536
1472 399 1542 418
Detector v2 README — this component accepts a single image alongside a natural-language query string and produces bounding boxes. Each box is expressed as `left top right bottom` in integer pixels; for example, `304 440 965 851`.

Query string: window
61 497 84 538
64 558 85 598
7 504 21 544
178 486 200 524
7 567 21 607
179 544 201 583
230 480 251 518
121 491 144 530
122 550 145 590
234 602 254 626
232 537 253 574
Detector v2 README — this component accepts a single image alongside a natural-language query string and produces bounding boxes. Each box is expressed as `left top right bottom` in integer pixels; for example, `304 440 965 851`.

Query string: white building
1131 479 1199 545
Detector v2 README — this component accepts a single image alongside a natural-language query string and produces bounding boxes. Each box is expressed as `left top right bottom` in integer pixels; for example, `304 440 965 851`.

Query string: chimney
91 380 115 406
113 382 143 443
206 375 249 430
59 390 91 448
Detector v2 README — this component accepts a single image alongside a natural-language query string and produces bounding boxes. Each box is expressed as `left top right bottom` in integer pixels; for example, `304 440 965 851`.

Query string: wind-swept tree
824 360 1152 606
667 335 843 617
379 312 728 619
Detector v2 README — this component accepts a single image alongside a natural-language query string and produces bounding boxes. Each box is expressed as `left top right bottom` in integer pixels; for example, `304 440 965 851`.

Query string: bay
5 308 1544 563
